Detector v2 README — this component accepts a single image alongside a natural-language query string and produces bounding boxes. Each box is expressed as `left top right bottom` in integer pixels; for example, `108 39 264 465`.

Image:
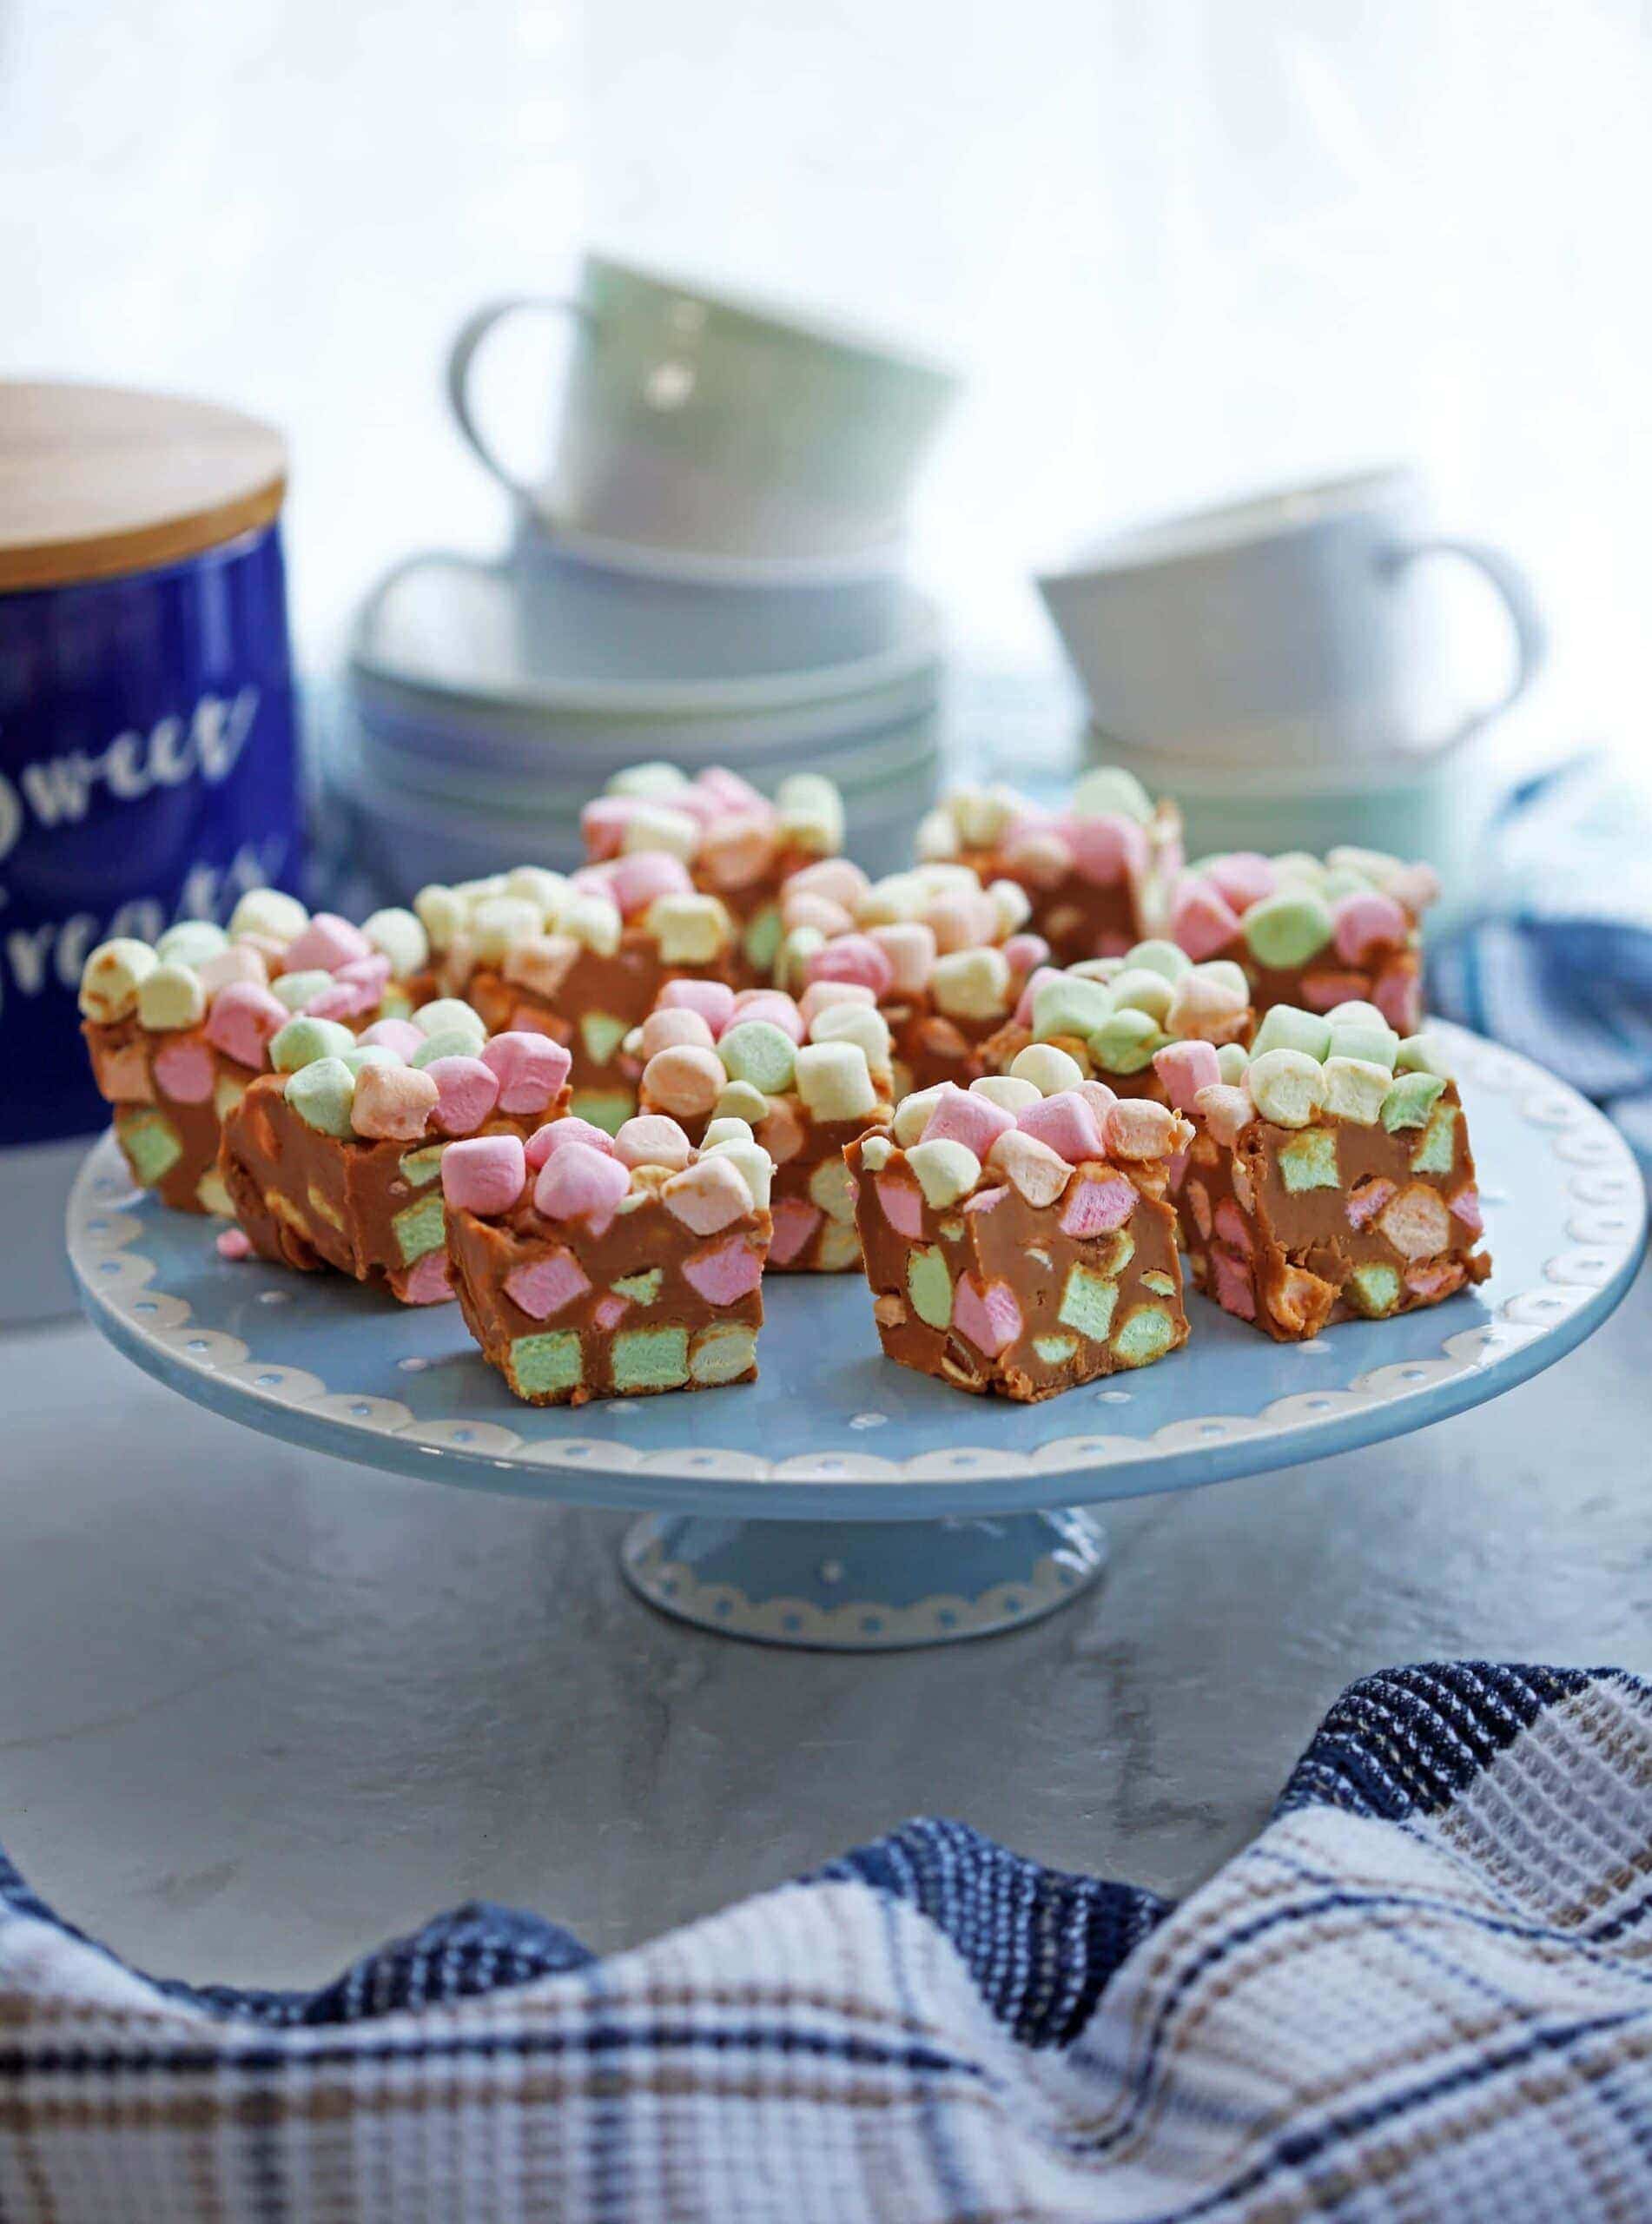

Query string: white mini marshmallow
647 892 729 965
794 1040 878 1122
228 888 308 943
931 946 1012 1023
136 961 207 1031
361 907 428 977
619 804 701 862
968 1075 1041 1114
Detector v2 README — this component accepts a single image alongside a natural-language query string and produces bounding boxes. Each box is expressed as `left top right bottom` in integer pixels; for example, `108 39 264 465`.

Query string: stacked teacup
1035 469 1547 912
330 255 961 901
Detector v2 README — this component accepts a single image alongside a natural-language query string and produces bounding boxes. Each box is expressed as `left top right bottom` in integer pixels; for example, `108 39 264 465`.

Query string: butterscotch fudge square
579 761 845 981
220 1003 570 1305
628 978 891 1272
910 767 1183 969
1167 846 1438 1036
848 1072 1192 1401
981 940 1253 1101
412 858 740 1135
78 891 429 1214
441 1113 775 1405
1157 1003 1490 1341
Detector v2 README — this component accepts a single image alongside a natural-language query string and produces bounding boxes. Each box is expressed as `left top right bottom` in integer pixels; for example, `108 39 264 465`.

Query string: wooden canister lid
0 381 287 592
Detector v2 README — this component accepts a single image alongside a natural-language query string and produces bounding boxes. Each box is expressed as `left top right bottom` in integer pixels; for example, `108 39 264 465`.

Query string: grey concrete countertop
2 1265 1648 1997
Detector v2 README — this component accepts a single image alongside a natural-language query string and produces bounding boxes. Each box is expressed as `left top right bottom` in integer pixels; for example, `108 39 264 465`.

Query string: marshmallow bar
219 1006 571 1305
847 1067 1193 1401
411 859 741 1136
1160 1004 1489 1340
78 896 427 1215
627 981 893 1273
1167 846 1438 1036
580 762 846 983
982 939 1254 1100
441 1113 776 1404
912 767 1183 969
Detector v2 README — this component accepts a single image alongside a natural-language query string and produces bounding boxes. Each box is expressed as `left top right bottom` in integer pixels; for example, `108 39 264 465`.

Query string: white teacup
447 254 961 584
1038 468 1546 764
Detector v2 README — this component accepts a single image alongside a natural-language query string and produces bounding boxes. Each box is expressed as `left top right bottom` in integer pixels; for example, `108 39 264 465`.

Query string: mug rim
583 251 961 391
1040 463 1421 586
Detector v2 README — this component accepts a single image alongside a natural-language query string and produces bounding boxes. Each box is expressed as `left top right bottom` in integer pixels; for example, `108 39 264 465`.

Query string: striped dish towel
3 1661 1649 2221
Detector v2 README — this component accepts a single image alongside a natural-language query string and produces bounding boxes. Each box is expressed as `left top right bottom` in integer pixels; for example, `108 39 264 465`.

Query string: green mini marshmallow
1107 967 1174 1023
714 1080 770 1124
1381 1070 1447 1132
1112 1303 1177 1365
1246 1048 1325 1129
272 970 335 1014
400 1143 446 1188
579 1012 630 1067
1271 851 1329 889
412 1027 489 1069
1250 1006 1332 1063
717 1020 797 1096
1411 1102 1460 1175
341 1044 400 1076
510 1330 583 1399
413 998 486 1044
392 1192 446 1263
1031 971 1114 1042
1325 1018 1401 1070
1320 1056 1393 1126
1348 1262 1401 1318
613 1327 689 1392
1123 938 1192 983
1058 1265 1118 1341
702 1117 755 1149
1396 1032 1452 1079
1087 1008 1164 1075
271 1016 355 1073
155 920 228 968
742 905 783 976
612 1268 663 1306
285 1056 358 1139
1279 1127 1340 1193
1034 1334 1077 1366
1242 890 1334 971
116 1108 182 1186
691 1325 758 1385
570 1089 634 1135
1215 1042 1250 1086
906 1246 953 1330
1070 766 1153 823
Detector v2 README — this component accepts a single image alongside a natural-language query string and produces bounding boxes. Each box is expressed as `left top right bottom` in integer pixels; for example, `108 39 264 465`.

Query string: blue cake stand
68 1025 1645 1649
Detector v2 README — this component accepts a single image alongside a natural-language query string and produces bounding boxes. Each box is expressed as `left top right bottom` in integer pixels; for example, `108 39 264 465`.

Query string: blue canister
1 381 302 1149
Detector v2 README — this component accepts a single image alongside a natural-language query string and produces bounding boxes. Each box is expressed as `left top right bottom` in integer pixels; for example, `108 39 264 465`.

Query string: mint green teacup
446 255 960 583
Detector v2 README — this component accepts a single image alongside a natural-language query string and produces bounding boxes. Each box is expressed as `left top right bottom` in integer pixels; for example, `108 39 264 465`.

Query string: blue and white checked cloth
4 1659 1651 2221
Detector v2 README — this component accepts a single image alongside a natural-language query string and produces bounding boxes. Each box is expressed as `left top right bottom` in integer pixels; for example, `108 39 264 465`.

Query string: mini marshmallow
1000 828 1073 888
783 890 856 938
1199 856 1276 914
704 1116 756 1148
1251 1006 1333 1062
809 934 894 999
914 804 961 860
1010 1042 1085 1097
482 1031 572 1114
1381 1071 1447 1132
1017 1089 1107 1165
79 939 159 1023
284 1056 357 1137
525 1117 617 1168
413 883 469 951
282 913 372 974
646 892 729 965
1031 972 1113 1042
1070 766 1153 824
1087 1009 1162 1074
271 969 334 1014
985 877 1034 938
926 887 1000 955
413 998 486 1044
1171 877 1243 963
440 1133 527 1215
466 896 543 964
698 812 780 890
919 1084 1015 1159
360 906 428 976
613 1115 694 1172
351 1061 440 1141
987 1128 1071 1208
358 1016 425 1059
413 1026 492 1070
905 1138 982 1209
1246 1049 1326 1129
423 1055 502 1137
657 977 738 1031
773 771 844 854
502 864 572 916
1215 1042 1250 1086
1332 890 1409 967
714 1080 770 1123
206 981 290 1068
1320 1056 1393 1125
1107 1098 1183 1162
618 802 700 861
270 1016 355 1073
641 1008 717 1058
535 1140 632 1225
606 760 691 802
155 920 229 968
794 1041 878 1122
1063 811 1148 888
1107 966 1174 1022
948 784 1022 848
931 946 1012 1023
644 1044 726 1121
501 934 579 1002
1165 969 1250 1043
807 1003 892 1071
136 962 207 1031
969 1075 1041 1115
1193 1082 1255 1149
608 849 694 919
1153 1038 1221 1112
660 1155 756 1235
859 1133 895 1173
729 990 807 1043
305 976 380 1024
561 890 624 956
1002 932 1050 980
1243 891 1333 970
702 1135 775 1210
862 922 937 996
785 858 870 912
1396 1033 1451 1078
717 1020 797 1095
152 1040 214 1103
228 888 308 943
192 943 268 998
340 1045 398 1076
798 979 876 1029
891 1085 948 1147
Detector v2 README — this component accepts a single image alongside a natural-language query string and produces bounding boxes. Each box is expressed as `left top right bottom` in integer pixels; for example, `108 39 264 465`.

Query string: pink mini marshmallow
1013 963 1061 1029
768 1198 823 1264
919 1082 1016 1158
505 1247 591 1320
613 1115 693 1171
1450 1183 1483 1235
1060 1175 1135 1237
926 888 999 954
798 980 876 1029
1153 1039 1222 1112
866 923 936 996
641 1008 716 1058
697 813 780 890
334 953 393 992
580 796 631 859
1107 1098 1181 1161
195 943 268 996
525 1117 618 1170
215 1227 253 1261
441 1133 528 1216
394 1250 453 1306
1000 828 1073 888
1300 970 1370 1012
1075 1078 1120 1122
876 1176 925 1239
1385 864 1441 919
729 989 806 1043
305 976 380 1023
281 912 372 974
358 1016 425 1059
533 1140 631 1226
351 1061 439 1141
1206 852 1277 912
1171 877 1242 963
1061 811 1148 888
424 1055 502 1137
592 1293 630 1332
962 1184 1008 1214
783 891 857 938
1213 1197 1252 1255
1015 1089 1108 1165
1346 1176 1398 1231
1212 1249 1257 1320
682 1236 765 1307
1195 1082 1256 1149
643 1044 726 1121
204 981 289 1069
807 934 895 999
952 1275 1022 1358
608 849 694 918
695 765 769 816
783 858 869 911
1332 890 1409 967
1002 932 1050 979
657 978 738 1032
152 1040 215 1104
757 1099 806 1164
1372 965 1422 1034
481 1030 572 1114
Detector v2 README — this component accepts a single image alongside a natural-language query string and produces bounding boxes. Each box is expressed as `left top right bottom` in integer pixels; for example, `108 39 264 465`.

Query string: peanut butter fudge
628 979 892 1272
848 1072 1192 1400
79 892 428 1215
981 941 1253 1098
1157 1003 1489 1340
911 768 1183 968
580 761 845 982
1168 847 1437 1035
220 1003 571 1304
442 1113 775 1404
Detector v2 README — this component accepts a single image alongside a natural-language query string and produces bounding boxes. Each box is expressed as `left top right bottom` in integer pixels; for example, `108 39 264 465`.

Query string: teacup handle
446 295 591 505
1385 535 1549 752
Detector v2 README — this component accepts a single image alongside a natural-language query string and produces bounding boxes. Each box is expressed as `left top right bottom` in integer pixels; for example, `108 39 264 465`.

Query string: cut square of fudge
79 893 429 1214
442 1112 775 1404
219 1003 571 1304
848 1071 1193 1401
580 761 846 983
775 862 1050 1098
627 980 892 1273
1167 846 1437 1035
1157 1003 1490 1340
911 766 1183 969
981 941 1253 1102
411 859 741 1136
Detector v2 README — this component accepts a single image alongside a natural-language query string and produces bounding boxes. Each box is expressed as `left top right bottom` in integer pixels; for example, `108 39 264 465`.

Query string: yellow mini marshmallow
1320 1056 1393 1126
986 877 1033 937
794 1041 878 1123
361 907 428 977
413 883 469 952
714 1080 770 1124
1009 1042 1086 1096
891 1085 948 1147
702 1115 756 1148
931 946 1012 1023
501 934 580 1001
78 938 158 1023
646 892 729 966
905 1137 981 1210
608 761 690 800
774 772 843 855
859 1133 895 1173
469 895 543 964
808 1003 892 1069
561 890 624 957
228 888 307 943
968 1075 1041 1114
914 805 961 861
949 784 1021 850
1246 1049 1326 1129
136 961 207 1031
620 803 700 862
504 864 572 918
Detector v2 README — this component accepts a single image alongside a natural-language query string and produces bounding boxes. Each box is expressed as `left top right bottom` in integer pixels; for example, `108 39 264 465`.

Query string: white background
3 0 1649 738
